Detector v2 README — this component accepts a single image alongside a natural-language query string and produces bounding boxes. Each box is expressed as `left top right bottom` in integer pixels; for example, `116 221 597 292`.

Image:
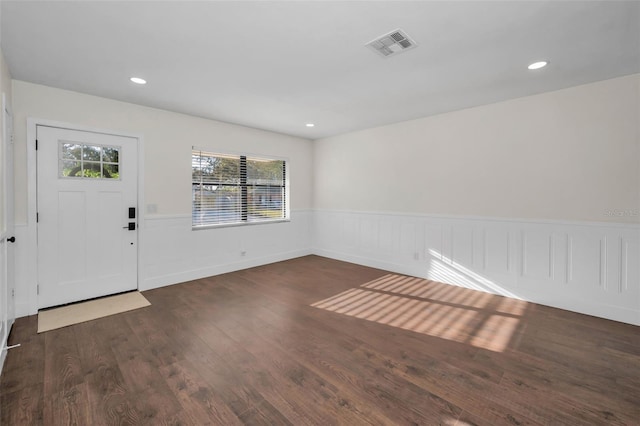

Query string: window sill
192 218 291 230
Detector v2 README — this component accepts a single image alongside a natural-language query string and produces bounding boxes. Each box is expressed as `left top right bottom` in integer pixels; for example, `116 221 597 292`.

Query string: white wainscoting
141 210 313 290
11 209 639 325
313 210 640 326
13 211 313 317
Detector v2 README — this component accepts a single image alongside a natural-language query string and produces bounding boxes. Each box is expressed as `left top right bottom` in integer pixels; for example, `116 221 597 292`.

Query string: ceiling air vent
366 29 417 57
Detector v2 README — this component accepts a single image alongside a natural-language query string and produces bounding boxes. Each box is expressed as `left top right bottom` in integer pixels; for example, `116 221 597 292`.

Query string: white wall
11 81 314 316
13 81 313 222
313 74 640 325
314 74 640 224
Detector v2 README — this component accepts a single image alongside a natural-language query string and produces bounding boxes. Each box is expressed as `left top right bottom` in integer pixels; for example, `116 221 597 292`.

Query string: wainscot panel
313 210 640 325
141 210 313 290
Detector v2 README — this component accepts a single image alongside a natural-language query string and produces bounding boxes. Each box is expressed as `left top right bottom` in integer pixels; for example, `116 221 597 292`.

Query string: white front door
37 126 138 309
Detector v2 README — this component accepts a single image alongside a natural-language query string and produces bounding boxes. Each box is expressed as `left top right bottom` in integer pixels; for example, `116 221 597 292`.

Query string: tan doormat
38 291 151 333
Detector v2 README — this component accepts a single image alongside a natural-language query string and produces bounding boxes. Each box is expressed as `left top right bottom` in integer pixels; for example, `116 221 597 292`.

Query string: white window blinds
192 149 288 228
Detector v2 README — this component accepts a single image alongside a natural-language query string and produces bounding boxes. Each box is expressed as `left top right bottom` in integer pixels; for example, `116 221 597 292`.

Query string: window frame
192 147 290 230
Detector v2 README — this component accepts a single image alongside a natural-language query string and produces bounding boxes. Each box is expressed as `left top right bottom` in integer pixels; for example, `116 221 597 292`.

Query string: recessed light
527 61 548 70
306 123 315 127
130 77 147 84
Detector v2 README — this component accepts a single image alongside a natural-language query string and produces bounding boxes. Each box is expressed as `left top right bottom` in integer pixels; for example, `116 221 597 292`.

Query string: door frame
1 93 15 372
26 118 145 314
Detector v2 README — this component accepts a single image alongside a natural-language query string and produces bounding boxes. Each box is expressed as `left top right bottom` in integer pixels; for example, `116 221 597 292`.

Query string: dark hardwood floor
1 255 639 425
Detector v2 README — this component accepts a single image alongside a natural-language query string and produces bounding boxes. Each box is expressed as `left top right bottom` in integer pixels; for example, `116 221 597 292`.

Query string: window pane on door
59 142 121 180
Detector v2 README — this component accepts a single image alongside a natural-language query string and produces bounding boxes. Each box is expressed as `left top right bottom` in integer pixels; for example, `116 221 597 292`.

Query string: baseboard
312 247 429 282
140 248 313 291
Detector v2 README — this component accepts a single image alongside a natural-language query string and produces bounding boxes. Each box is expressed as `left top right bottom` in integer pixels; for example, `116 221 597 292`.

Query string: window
192 148 288 228
59 142 120 179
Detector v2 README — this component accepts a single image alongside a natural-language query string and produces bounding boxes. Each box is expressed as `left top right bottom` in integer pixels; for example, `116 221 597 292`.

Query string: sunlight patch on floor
311 274 526 352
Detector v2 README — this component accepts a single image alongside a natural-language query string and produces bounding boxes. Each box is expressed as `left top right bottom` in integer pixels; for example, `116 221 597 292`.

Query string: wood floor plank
0 384 44 425
1 255 638 425
83 368 140 426
123 308 185 367
129 387 184 425
236 399 294 426
159 359 245 426
43 382 92 426
498 372 636 425
180 341 272 419
42 326 84 397
455 408 543 426
472 348 640 418
73 317 144 426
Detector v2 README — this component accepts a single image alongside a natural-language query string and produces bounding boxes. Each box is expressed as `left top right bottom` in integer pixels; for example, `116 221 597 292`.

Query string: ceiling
2 1 639 140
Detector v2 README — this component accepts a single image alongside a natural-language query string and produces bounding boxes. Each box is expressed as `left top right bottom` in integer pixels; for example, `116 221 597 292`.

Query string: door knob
7 236 15 243
122 223 136 230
